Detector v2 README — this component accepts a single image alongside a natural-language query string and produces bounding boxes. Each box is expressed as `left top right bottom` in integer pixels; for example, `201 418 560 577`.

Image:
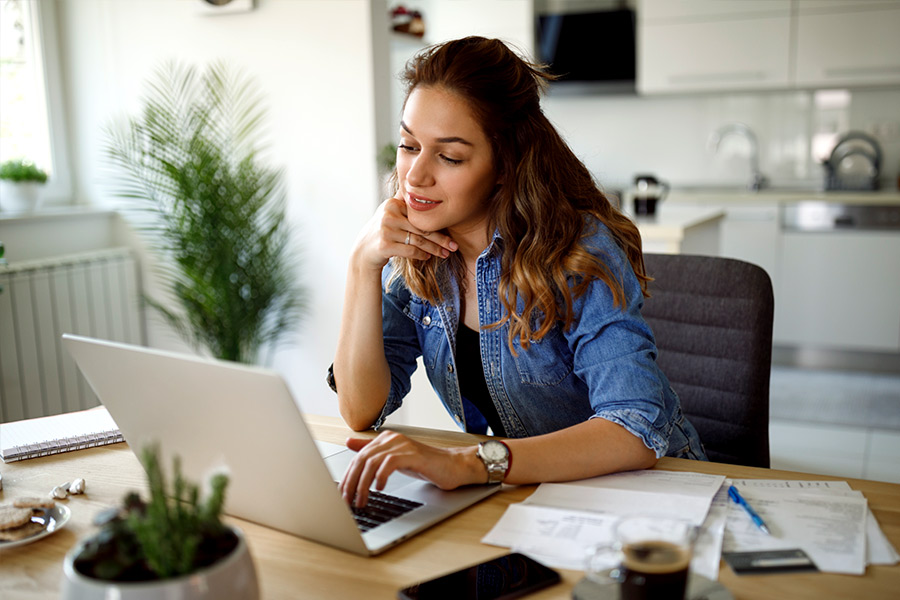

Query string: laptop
62 334 501 556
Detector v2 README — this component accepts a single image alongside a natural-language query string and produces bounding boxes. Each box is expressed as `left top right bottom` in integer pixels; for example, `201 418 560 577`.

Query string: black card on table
723 549 819 575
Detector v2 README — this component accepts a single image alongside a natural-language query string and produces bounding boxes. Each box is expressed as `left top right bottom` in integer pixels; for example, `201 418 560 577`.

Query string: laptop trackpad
321 443 422 493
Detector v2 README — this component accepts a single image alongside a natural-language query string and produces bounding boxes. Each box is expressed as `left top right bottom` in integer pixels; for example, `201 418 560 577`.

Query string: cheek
465 166 498 198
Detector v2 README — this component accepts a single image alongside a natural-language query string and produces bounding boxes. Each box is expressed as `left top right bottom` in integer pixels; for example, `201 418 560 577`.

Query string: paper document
523 470 725 525
482 503 619 570
723 484 868 575
732 479 899 567
482 470 725 579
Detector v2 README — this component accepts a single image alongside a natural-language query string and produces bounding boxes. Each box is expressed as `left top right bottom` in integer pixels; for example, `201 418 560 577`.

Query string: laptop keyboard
350 490 423 532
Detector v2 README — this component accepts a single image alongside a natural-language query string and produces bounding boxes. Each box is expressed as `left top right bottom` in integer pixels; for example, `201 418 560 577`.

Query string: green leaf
104 61 306 363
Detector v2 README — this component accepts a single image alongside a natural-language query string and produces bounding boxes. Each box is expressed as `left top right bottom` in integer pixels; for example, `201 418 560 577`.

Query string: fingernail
449 241 459 251
442 249 450 258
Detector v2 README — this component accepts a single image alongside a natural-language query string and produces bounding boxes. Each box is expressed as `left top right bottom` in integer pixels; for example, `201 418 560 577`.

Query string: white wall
55 0 382 417
542 87 900 195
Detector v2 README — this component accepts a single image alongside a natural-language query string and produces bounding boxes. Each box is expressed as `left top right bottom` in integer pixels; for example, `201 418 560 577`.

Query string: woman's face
397 85 497 242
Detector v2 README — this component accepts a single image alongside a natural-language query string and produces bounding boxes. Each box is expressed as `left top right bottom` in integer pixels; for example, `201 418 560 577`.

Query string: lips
407 193 441 212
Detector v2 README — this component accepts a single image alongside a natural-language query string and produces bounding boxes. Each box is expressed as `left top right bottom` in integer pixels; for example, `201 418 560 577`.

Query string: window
0 0 70 202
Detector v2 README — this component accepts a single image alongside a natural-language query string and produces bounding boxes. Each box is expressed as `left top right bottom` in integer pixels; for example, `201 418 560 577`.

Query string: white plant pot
0 180 44 212
60 526 259 600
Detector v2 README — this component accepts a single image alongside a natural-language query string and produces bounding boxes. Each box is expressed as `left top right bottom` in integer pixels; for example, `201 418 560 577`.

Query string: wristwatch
477 440 511 484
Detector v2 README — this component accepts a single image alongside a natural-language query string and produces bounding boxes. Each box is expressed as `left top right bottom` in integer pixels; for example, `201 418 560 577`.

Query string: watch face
482 441 507 461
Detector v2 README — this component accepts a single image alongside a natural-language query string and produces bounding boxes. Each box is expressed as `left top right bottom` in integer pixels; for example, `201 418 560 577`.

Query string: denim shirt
375 222 707 461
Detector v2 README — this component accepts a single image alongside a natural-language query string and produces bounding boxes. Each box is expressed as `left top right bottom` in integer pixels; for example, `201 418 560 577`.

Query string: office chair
641 253 774 467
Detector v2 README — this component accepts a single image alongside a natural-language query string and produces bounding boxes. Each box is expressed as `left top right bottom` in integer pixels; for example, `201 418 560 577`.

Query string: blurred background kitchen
1 0 898 482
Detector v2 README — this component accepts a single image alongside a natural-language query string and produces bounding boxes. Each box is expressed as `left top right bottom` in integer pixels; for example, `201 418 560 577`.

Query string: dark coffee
619 540 690 600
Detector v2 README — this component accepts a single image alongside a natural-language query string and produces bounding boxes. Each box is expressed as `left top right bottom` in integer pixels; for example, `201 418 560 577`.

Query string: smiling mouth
408 194 440 206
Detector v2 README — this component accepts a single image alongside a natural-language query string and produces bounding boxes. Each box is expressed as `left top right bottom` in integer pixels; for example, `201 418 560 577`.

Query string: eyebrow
400 121 473 146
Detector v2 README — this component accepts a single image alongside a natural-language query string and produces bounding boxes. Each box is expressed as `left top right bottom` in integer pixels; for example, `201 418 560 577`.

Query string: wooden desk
1 415 898 599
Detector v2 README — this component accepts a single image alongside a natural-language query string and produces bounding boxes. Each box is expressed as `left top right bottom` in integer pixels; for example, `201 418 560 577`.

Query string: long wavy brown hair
391 37 648 351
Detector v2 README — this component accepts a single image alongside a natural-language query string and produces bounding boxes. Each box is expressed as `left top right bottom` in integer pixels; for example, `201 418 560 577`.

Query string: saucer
0 503 71 549
572 572 734 600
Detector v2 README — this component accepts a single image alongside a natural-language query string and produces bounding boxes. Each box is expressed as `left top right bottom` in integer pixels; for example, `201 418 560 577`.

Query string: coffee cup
585 516 698 600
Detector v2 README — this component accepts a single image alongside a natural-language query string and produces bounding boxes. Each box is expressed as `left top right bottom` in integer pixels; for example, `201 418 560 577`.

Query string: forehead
401 86 488 144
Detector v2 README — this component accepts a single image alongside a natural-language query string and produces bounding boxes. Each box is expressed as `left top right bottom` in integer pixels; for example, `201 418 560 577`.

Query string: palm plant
105 61 305 363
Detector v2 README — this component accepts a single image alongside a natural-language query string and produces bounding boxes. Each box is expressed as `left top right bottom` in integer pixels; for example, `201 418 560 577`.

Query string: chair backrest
641 253 774 467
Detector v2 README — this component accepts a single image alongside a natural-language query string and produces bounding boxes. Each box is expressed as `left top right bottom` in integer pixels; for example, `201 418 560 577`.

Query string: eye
398 143 419 154
440 155 463 165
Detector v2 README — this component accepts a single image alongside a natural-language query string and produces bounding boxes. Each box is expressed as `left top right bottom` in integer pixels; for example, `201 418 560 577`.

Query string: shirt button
422 315 431 326
447 364 454 373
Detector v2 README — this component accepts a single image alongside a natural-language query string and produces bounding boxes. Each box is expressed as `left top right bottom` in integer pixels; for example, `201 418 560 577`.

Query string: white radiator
0 247 144 422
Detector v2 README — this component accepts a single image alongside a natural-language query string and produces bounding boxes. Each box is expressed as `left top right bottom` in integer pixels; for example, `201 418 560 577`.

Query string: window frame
4 0 72 204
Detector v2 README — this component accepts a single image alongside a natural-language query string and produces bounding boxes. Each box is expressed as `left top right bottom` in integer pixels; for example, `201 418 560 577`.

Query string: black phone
397 552 561 600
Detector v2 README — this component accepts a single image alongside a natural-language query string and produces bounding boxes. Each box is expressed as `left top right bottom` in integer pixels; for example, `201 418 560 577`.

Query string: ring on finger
405 232 411 245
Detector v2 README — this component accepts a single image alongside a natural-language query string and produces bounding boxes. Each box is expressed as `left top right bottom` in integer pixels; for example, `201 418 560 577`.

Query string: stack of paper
482 470 727 580
722 479 899 575
481 472 899 579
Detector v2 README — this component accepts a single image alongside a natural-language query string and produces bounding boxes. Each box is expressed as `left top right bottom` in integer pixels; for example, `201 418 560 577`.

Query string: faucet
709 123 768 191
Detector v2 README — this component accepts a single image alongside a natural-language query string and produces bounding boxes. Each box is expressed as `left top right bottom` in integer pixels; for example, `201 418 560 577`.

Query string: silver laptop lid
62 334 368 555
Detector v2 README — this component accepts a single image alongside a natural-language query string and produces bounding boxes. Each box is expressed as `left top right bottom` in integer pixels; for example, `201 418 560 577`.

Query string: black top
456 324 506 436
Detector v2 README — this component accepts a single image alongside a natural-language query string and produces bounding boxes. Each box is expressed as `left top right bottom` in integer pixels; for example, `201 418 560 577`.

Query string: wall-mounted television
536 8 636 94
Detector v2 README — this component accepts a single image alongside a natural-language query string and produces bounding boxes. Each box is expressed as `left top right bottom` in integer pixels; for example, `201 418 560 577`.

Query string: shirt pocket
402 297 443 370
513 324 574 386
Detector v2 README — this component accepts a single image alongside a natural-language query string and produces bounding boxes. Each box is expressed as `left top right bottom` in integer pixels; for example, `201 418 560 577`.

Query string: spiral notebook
0 406 123 463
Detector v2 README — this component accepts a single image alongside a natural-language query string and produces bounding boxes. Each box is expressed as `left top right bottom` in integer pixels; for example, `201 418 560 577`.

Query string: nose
405 153 434 188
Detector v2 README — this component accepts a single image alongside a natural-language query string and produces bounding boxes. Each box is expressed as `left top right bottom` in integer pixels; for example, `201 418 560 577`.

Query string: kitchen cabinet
718 205 780 284
776 231 900 352
637 0 900 94
638 2 791 93
794 3 900 88
639 0 789 21
664 191 900 353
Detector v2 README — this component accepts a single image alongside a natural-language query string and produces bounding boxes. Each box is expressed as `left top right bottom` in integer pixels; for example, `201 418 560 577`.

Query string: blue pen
728 484 771 535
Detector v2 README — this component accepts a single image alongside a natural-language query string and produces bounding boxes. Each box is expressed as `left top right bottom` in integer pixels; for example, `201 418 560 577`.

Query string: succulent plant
72 446 234 582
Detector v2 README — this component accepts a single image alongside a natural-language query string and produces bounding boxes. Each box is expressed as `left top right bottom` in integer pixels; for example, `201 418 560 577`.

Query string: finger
355 452 387 507
374 452 409 492
346 437 372 452
403 231 457 259
339 458 362 504
339 438 377 502
419 230 459 254
343 435 392 506
340 442 373 504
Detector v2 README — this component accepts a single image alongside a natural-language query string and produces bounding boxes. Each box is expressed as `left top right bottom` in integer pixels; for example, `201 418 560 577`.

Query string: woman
332 37 706 507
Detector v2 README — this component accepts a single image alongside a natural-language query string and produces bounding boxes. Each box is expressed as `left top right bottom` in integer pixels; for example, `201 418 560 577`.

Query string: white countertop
625 205 726 241
665 188 900 206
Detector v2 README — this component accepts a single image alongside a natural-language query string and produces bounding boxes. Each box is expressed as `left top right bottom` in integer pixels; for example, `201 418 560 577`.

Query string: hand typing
338 431 481 507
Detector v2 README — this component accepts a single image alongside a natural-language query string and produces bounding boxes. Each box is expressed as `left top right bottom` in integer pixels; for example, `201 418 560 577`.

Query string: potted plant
0 158 48 212
61 446 259 599
105 61 306 364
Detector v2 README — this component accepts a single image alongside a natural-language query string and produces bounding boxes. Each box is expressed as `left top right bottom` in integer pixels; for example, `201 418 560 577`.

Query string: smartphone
397 552 561 600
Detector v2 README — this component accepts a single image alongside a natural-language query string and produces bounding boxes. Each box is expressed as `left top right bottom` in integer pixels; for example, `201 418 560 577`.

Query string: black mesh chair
641 254 774 467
